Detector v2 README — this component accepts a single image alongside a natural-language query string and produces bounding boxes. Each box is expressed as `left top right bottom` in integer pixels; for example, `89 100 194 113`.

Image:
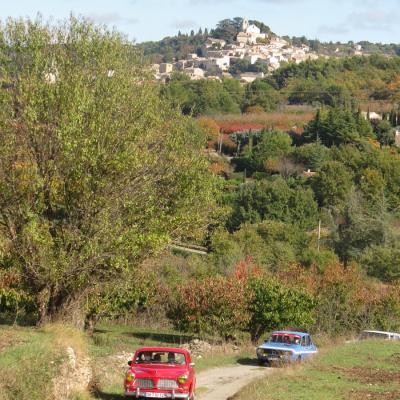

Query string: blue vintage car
256 331 317 365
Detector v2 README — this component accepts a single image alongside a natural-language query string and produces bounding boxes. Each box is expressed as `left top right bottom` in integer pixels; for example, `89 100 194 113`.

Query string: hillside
138 17 400 65
161 55 400 116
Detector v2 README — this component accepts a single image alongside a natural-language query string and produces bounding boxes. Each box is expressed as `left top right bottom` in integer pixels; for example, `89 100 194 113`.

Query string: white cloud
318 8 398 37
88 12 138 25
171 19 198 29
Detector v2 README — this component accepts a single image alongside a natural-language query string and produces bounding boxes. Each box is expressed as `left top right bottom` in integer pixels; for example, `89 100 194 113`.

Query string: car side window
305 335 311 346
301 336 306 346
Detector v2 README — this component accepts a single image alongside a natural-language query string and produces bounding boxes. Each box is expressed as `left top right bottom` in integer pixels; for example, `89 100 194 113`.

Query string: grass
88 324 193 358
234 339 400 400
0 323 91 400
0 324 65 400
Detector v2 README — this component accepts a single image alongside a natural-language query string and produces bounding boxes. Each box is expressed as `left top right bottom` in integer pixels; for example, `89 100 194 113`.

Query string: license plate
143 393 169 398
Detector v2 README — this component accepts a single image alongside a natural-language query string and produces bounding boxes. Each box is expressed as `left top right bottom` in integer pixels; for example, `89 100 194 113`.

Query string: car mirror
189 363 195 368
128 360 132 366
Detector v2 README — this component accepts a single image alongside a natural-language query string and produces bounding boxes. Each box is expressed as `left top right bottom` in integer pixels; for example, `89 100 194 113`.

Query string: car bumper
125 389 190 399
257 354 293 363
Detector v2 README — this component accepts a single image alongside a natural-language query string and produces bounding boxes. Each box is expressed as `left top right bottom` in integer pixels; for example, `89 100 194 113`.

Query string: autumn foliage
197 117 220 140
218 122 264 134
167 258 316 341
167 258 400 340
167 274 250 339
277 263 400 334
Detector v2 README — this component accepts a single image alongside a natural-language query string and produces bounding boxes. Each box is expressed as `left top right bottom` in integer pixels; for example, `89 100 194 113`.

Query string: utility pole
317 219 321 252
218 133 223 154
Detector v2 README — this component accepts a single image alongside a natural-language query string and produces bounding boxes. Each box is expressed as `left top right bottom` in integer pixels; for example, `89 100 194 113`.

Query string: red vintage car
124 347 196 399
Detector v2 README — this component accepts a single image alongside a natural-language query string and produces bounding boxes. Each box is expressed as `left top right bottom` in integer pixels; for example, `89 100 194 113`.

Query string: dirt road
196 363 272 400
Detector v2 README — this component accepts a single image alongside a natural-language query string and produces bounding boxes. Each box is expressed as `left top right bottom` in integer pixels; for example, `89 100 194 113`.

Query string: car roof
362 330 400 336
271 331 310 337
134 347 190 354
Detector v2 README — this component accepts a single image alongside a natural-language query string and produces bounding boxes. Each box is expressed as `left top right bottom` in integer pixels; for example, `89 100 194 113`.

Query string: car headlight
178 374 188 384
125 371 135 383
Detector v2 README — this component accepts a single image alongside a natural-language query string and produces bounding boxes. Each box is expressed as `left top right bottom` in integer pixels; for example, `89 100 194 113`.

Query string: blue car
256 331 317 365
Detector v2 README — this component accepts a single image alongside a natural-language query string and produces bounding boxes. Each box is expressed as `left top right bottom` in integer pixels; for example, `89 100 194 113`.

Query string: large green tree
0 17 215 325
304 107 374 146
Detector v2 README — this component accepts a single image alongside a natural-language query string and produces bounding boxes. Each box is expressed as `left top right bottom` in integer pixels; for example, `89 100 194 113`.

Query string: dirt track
196 363 272 400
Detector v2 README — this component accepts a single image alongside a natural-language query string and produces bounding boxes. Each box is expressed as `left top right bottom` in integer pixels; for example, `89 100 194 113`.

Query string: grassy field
89 324 254 399
0 324 86 400
234 339 400 400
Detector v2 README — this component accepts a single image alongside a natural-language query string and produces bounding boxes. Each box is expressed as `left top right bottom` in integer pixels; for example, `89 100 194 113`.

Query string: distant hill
137 18 274 63
137 17 400 63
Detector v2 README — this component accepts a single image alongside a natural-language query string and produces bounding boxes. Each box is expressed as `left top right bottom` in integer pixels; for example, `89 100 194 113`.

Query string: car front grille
157 379 179 389
265 349 283 356
135 378 154 389
264 349 293 357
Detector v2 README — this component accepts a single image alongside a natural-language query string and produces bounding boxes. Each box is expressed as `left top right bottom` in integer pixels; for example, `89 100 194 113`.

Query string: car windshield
268 334 301 345
135 351 186 365
361 331 388 339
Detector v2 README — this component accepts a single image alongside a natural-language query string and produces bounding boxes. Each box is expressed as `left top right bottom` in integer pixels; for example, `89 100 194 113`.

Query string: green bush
247 277 315 342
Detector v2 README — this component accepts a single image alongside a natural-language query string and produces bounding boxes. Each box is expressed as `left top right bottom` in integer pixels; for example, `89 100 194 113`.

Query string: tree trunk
84 313 98 336
37 291 86 330
36 288 51 327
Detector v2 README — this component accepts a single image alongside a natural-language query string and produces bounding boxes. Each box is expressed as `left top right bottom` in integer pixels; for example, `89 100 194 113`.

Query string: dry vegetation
213 106 315 132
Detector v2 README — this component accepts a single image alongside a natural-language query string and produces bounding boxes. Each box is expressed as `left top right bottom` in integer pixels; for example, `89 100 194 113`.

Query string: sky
0 0 399 44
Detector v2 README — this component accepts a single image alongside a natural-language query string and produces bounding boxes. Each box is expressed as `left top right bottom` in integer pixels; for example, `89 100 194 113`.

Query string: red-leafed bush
167 275 250 339
234 257 262 281
221 134 237 155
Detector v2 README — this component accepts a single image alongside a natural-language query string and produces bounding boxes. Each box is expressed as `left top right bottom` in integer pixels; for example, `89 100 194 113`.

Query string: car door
308 335 317 354
302 335 313 359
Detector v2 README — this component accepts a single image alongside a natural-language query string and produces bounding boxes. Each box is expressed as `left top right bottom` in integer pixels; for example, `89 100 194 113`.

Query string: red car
124 347 196 399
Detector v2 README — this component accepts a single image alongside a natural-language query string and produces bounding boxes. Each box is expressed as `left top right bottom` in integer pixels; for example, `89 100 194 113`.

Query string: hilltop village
153 18 321 83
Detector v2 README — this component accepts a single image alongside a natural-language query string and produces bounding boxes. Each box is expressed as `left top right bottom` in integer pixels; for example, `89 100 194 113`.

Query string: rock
182 339 215 356
52 347 92 400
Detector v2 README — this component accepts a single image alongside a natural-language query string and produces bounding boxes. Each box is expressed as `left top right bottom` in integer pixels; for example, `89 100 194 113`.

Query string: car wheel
297 355 302 362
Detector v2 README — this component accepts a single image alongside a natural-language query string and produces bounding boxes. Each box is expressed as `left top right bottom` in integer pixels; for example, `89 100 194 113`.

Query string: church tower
242 17 249 33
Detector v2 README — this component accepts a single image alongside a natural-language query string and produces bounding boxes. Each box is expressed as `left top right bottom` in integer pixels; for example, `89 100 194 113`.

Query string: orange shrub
197 117 220 140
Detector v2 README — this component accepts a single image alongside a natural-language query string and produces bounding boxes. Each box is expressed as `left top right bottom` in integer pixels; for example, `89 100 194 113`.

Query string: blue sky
1 0 399 44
